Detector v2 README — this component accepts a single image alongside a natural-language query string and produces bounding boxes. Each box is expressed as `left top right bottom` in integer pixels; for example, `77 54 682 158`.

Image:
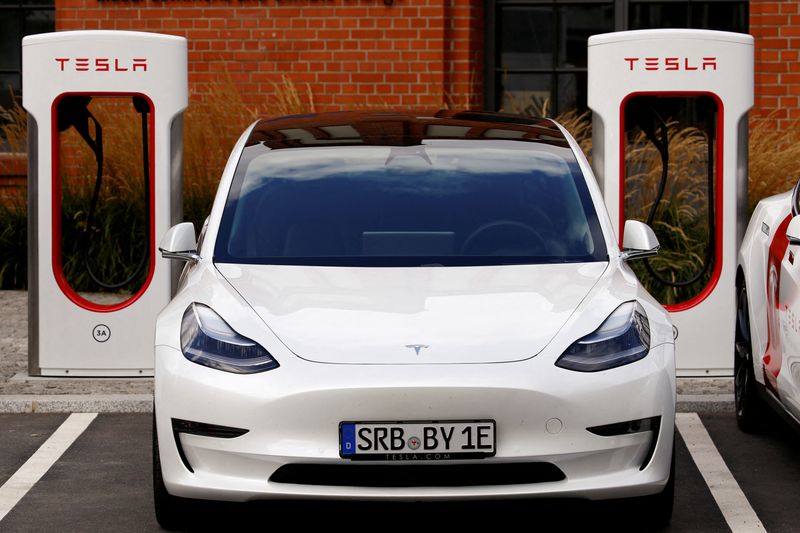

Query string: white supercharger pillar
588 29 753 375
23 31 187 376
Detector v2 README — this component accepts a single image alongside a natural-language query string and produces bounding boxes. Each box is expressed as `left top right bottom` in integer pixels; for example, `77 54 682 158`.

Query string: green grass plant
0 200 26 289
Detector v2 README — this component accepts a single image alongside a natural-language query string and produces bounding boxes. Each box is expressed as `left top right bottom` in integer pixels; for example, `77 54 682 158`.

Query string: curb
677 394 735 413
0 394 153 413
0 393 734 414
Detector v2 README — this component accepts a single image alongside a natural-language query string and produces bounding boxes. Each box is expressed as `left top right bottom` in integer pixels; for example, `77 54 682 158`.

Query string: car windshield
215 140 608 266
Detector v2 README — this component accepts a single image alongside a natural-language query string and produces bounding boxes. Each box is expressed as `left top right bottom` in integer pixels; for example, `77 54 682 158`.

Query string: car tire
635 435 675 527
153 413 191 531
734 284 767 433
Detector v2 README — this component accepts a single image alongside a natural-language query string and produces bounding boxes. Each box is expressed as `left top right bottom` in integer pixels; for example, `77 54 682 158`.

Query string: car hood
216 262 608 364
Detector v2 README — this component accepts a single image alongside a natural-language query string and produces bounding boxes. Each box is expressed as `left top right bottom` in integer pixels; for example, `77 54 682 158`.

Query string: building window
0 0 55 112
485 0 749 116
628 1 748 31
488 1 614 117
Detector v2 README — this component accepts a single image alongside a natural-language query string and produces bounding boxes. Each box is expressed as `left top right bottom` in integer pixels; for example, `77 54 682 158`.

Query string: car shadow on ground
165 498 669 532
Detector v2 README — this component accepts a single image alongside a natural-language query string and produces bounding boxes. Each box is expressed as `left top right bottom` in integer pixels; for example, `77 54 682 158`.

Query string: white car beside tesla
153 110 676 529
736 177 800 433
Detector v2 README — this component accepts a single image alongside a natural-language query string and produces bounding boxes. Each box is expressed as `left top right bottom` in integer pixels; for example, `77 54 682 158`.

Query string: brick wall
53 0 800 128
56 0 484 111
0 154 27 204
750 0 800 129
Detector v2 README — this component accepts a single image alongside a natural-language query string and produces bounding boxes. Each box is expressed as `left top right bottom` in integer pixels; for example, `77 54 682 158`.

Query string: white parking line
676 412 765 533
0 412 97 522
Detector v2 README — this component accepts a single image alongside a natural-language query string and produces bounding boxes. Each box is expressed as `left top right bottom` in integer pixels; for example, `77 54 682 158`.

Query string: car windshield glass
215 141 608 266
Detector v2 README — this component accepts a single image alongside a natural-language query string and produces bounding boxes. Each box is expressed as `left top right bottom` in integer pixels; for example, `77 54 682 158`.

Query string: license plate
339 420 496 461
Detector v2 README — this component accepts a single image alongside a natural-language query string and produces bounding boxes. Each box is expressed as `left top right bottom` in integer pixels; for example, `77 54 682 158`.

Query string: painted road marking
676 412 765 533
0 412 97 522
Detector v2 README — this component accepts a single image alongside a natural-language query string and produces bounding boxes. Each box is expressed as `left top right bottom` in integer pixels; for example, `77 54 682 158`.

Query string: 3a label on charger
92 324 111 343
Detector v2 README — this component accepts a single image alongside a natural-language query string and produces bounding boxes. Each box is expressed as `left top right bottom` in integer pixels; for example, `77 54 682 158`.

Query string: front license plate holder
339 420 496 461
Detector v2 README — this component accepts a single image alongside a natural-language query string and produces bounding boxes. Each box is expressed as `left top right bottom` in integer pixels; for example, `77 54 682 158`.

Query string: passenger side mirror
621 220 660 261
791 176 800 218
786 215 800 246
159 222 200 263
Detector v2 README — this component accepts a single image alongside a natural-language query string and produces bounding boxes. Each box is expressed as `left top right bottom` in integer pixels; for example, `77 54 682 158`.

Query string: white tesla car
736 177 800 433
153 111 676 529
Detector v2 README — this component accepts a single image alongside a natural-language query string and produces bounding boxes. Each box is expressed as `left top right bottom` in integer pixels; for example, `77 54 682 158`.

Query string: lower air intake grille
270 463 565 487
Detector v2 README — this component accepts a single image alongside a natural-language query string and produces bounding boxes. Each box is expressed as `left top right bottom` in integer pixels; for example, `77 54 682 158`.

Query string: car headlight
180 303 279 374
555 301 650 372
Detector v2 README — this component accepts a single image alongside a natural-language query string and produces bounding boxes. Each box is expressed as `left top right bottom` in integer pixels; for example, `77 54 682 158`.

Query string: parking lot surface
0 411 797 532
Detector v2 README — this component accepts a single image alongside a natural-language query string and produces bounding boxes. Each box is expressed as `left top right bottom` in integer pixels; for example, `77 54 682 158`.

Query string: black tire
734 284 767 433
153 413 191 531
636 435 675 527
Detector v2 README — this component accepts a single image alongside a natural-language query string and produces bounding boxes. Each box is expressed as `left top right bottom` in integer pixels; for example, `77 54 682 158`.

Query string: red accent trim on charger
51 92 156 313
618 91 725 313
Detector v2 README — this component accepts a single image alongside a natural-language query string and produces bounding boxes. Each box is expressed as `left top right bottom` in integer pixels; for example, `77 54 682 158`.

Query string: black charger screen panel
622 94 721 309
54 94 154 309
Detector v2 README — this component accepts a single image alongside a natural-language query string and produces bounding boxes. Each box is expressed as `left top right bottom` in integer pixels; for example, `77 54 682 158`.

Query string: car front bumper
154 343 675 502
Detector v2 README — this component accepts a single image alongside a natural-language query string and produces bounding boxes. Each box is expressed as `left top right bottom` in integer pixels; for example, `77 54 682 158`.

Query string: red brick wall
56 0 484 111
0 155 27 205
750 0 800 129
53 0 800 128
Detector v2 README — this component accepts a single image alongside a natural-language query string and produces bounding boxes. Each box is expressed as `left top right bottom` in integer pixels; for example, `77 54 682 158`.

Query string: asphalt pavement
2 412 797 532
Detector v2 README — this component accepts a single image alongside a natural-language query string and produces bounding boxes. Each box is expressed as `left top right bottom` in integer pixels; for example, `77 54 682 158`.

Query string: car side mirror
621 220 660 261
787 215 800 246
159 222 200 263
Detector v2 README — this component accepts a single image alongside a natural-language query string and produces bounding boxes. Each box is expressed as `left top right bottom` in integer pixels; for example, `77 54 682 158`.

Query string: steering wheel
460 220 547 255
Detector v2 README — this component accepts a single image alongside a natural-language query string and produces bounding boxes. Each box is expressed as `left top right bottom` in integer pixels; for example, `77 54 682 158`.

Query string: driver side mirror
787 215 800 246
621 220 660 261
159 222 200 263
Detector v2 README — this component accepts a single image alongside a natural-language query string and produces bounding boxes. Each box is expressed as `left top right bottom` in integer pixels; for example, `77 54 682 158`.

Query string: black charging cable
634 104 715 287
57 96 151 290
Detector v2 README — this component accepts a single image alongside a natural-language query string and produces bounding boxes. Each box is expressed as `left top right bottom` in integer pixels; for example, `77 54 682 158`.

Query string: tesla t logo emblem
405 344 429 355
55 57 148 72
624 57 717 72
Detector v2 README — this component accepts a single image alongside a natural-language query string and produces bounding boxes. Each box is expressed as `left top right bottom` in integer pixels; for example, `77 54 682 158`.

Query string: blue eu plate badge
341 423 357 456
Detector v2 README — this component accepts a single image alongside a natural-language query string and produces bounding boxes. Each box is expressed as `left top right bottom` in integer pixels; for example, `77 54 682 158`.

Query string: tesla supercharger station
23 31 187 376
588 29 753 375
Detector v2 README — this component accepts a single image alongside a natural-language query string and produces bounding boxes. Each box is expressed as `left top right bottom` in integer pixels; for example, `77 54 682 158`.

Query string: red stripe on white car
764 213 792 396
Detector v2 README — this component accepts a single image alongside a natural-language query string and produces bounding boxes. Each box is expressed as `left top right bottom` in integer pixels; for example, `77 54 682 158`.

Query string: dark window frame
483 0 749 114
485 0 615 116
0 1 55 111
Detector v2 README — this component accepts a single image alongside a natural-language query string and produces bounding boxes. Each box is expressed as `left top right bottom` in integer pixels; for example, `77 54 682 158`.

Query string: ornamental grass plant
0 199 26 290
0 101 27 290
748 113 800 213
0 79 798 295
555 111 800 304
622 124 716 305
